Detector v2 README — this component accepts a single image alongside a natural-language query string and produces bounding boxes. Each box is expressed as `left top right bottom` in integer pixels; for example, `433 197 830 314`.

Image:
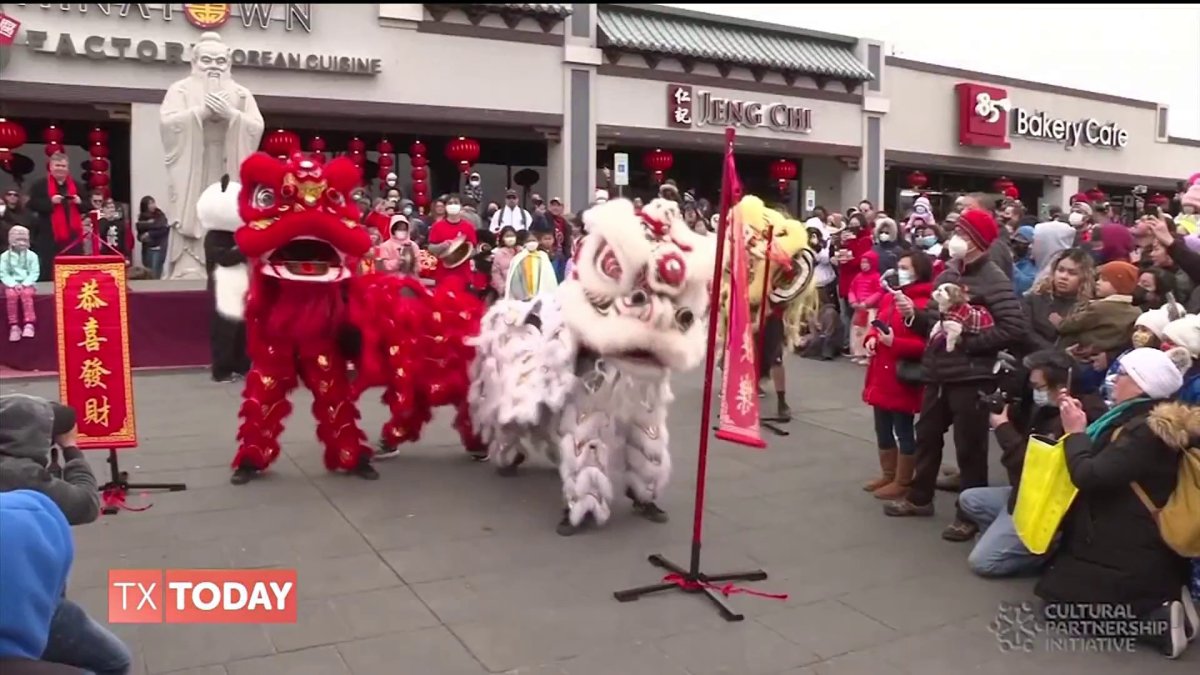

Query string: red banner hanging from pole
714 139 765 449
54 256 138 449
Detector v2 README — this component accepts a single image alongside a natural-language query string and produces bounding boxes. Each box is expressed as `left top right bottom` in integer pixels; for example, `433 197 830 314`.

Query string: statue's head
191 32 232 79
233 152 370 283
557 198 716 377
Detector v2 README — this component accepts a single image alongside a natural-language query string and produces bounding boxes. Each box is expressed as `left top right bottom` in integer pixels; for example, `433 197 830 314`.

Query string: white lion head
558 198 715 377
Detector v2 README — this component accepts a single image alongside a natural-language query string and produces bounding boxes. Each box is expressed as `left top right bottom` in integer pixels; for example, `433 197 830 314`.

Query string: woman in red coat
861 250 935 499
834 213 875 353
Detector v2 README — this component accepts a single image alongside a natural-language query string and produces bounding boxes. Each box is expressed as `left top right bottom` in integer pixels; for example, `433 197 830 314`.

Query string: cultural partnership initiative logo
108 569 297 624
989 601 1169 654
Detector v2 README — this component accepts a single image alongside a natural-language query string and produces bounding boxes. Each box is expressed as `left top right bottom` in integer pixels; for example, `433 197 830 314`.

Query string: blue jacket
1177 368 1200 404
0 249 39 287
1013 256 1037 297
0 490 74 659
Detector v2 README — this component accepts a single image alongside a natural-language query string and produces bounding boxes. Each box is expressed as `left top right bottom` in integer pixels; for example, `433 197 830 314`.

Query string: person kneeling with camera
960 350 1105 578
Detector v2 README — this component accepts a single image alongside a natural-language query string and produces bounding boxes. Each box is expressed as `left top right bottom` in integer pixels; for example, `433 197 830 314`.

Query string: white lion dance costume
469 198 715 535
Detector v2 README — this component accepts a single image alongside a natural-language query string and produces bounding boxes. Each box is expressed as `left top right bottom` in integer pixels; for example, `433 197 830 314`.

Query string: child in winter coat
0 225 39 342
1058 260 1142 359
848 250 883 364
376 215 421 277
490 226 520 298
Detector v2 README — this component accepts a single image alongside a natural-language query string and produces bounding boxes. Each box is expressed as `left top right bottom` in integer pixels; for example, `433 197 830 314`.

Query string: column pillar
561 4 599 211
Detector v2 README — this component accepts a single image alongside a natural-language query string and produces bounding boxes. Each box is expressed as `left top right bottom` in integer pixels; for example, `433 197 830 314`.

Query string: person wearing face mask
377 215 421 277
886 209 1030 542
1066 202 1094 245
504 224 557 301
490 226 520 298
835 213 875 353
958 349 1106 578
872 217 900 274
1135 268 1177 310
427 195 478 290
1146 215 1200 310
1011 225 1036 296
1161 315 1200 404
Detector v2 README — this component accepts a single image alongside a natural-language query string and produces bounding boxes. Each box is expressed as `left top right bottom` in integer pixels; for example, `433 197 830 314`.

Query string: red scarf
49 176 83 244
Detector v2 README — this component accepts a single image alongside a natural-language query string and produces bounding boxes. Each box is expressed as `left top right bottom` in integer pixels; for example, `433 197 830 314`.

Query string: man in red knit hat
884 208 1030 543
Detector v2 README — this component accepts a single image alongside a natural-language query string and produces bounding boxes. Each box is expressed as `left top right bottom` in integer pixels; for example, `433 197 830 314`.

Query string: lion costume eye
326 188 345 208
252 185 276 209
675 307 695 331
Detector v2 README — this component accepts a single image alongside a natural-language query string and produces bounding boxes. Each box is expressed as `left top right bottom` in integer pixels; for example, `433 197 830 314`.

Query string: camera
976 351 1021 414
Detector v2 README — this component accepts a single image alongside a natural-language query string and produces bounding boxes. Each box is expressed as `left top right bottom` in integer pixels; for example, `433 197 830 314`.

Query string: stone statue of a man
160 32 264 280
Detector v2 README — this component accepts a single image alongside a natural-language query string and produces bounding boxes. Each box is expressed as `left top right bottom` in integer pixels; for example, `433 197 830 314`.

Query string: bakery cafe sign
668 84 813 134
958 83 1128 150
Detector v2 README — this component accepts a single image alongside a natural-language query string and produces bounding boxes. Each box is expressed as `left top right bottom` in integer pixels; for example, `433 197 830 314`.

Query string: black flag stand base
99 448 188 515
613 547 768 622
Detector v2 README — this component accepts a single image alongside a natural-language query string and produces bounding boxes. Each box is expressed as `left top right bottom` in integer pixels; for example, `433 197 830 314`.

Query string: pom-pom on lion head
234 152 370 283
558 197 715 377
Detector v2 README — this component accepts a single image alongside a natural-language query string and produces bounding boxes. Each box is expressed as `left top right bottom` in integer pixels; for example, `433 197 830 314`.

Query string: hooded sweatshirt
1031 220 1078 273
0 395 99 526
0 490 73 659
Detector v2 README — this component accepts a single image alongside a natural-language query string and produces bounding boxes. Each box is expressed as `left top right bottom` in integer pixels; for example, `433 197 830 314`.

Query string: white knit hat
1135 305 1185 339
1118 348 1184 399
1162 314 1200 356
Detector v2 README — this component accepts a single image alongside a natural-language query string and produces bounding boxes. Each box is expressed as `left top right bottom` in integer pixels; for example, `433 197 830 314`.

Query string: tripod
98 448 187 515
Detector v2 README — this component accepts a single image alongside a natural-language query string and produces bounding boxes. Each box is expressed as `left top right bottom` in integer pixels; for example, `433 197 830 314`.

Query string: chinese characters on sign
0 13 20 47
667 84 814 134
54 257 138 449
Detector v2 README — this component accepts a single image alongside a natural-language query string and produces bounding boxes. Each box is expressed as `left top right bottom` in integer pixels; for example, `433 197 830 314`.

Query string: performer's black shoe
496 453 526 477
353 456 380 480
556 508 594 536
230 464 258 485
776 399 793 422
374 440 402 461
626 488 669 523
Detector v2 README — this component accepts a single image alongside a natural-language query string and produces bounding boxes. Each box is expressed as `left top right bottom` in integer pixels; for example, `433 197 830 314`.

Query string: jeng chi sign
668 84 813 134
956 82 1129 150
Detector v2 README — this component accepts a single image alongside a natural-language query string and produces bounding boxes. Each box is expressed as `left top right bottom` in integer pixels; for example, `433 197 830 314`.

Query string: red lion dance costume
204 152 482 485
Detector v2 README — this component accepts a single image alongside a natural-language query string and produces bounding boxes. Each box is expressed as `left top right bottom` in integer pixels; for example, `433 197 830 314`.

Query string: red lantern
377 139 394 155
410 166 428 182
88 172 110 188
1003 185 1020 200
309 136 326 153
906 170 928 190
89 157 110 173
347 150 365 166
310 151 326 164
0 118 27 162
377 154 395 170
1150 193 1171 207
1086 188 1108 203
643 148 674 184
378 166 394 181
411 155 428 168
348 137 366 154
445 137 480 174
89 143 109 159
410 141 426 157
768 158 798 193
412 193 430 209
993 176 1014 194
87 127 108 146
42 124 65 145
262 129 300 159
44 143 64 157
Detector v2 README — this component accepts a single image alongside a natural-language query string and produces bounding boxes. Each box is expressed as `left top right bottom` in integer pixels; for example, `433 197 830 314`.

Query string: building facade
0 2 1196 225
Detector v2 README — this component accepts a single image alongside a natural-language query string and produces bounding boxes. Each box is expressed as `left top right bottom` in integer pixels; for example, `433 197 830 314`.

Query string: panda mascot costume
200 175 251 382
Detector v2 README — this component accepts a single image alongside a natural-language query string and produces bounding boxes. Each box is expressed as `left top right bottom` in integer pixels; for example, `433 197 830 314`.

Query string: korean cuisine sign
55 256 138 449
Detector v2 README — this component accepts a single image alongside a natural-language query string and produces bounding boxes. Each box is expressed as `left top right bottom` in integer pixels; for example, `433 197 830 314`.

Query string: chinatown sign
956 82 1128 150
21 30 381 74
668 84 813 134
15 3 314 32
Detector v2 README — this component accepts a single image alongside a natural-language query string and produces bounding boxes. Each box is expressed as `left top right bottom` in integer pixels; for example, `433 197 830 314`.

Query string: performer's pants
210 311 249 380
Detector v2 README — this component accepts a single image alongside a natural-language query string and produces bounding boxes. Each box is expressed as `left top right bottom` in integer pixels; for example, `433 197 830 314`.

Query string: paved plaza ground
6 357 1197 674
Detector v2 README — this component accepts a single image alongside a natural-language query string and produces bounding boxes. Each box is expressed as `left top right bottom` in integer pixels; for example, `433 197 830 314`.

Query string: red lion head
235 152 371 283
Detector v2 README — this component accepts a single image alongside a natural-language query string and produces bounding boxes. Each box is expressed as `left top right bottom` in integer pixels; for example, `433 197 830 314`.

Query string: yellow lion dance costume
719 196 819 350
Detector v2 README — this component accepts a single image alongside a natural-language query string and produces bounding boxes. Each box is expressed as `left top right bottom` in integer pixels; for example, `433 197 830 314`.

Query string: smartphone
870 319 891 334
1142 204 1161 218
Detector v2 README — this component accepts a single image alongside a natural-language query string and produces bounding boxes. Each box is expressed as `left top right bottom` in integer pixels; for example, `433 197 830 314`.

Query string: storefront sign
956 82 1128 150
0 12 19 46
668 84 813 134
16 3 313 32
22 30 381 74
55 256 138 449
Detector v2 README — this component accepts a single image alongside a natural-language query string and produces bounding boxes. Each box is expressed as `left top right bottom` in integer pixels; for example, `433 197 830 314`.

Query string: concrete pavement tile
655 621 820 675
336 626 486 675
223 529 374 568
556 640 689 675
328 586 442 639
160 667 228 675
808 650 910 675
128 479 327 518
264 597 352 652
292 552 403 599
139 624 274 674
837 571 1016 634
446 607 633 672
755 599 898 660
498 665 567 675
226 645 350 675
378 533 564 584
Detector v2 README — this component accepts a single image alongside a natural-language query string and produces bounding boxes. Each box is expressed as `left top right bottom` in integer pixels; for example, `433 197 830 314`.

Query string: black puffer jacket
909 255 1029 383
1035 399 1193 615
1022 292 1079 352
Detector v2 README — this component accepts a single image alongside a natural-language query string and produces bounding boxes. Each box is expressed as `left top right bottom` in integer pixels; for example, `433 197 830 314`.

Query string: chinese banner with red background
55 256 138 449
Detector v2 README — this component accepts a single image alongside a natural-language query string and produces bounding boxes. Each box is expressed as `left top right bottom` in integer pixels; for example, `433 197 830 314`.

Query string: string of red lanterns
308 135 326 164
643 148 673 184
0 119 28 171
445 136 480 175
1086 188 1108 203
346 136 366 184
410 140 429 212
376 138 394 191
42 124 65 158
87 127 111 196
768 158 797 194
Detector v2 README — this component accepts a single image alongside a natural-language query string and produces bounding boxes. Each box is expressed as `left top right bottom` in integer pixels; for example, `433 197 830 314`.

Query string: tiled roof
458 3 573 16
598 6 873 82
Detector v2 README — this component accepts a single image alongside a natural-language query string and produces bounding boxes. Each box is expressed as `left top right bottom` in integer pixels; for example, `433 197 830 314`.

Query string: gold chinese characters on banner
54 256 138 449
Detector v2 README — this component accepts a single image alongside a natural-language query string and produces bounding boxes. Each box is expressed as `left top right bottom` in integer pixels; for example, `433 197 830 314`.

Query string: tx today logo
956 82 1129 150
109 569 298 624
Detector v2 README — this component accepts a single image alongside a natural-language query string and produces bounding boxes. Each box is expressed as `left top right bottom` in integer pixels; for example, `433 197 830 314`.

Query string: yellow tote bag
1012 434 1078 555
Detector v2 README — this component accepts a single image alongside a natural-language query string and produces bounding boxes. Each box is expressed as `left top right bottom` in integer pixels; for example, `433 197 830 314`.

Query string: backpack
1132 446 1200 557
